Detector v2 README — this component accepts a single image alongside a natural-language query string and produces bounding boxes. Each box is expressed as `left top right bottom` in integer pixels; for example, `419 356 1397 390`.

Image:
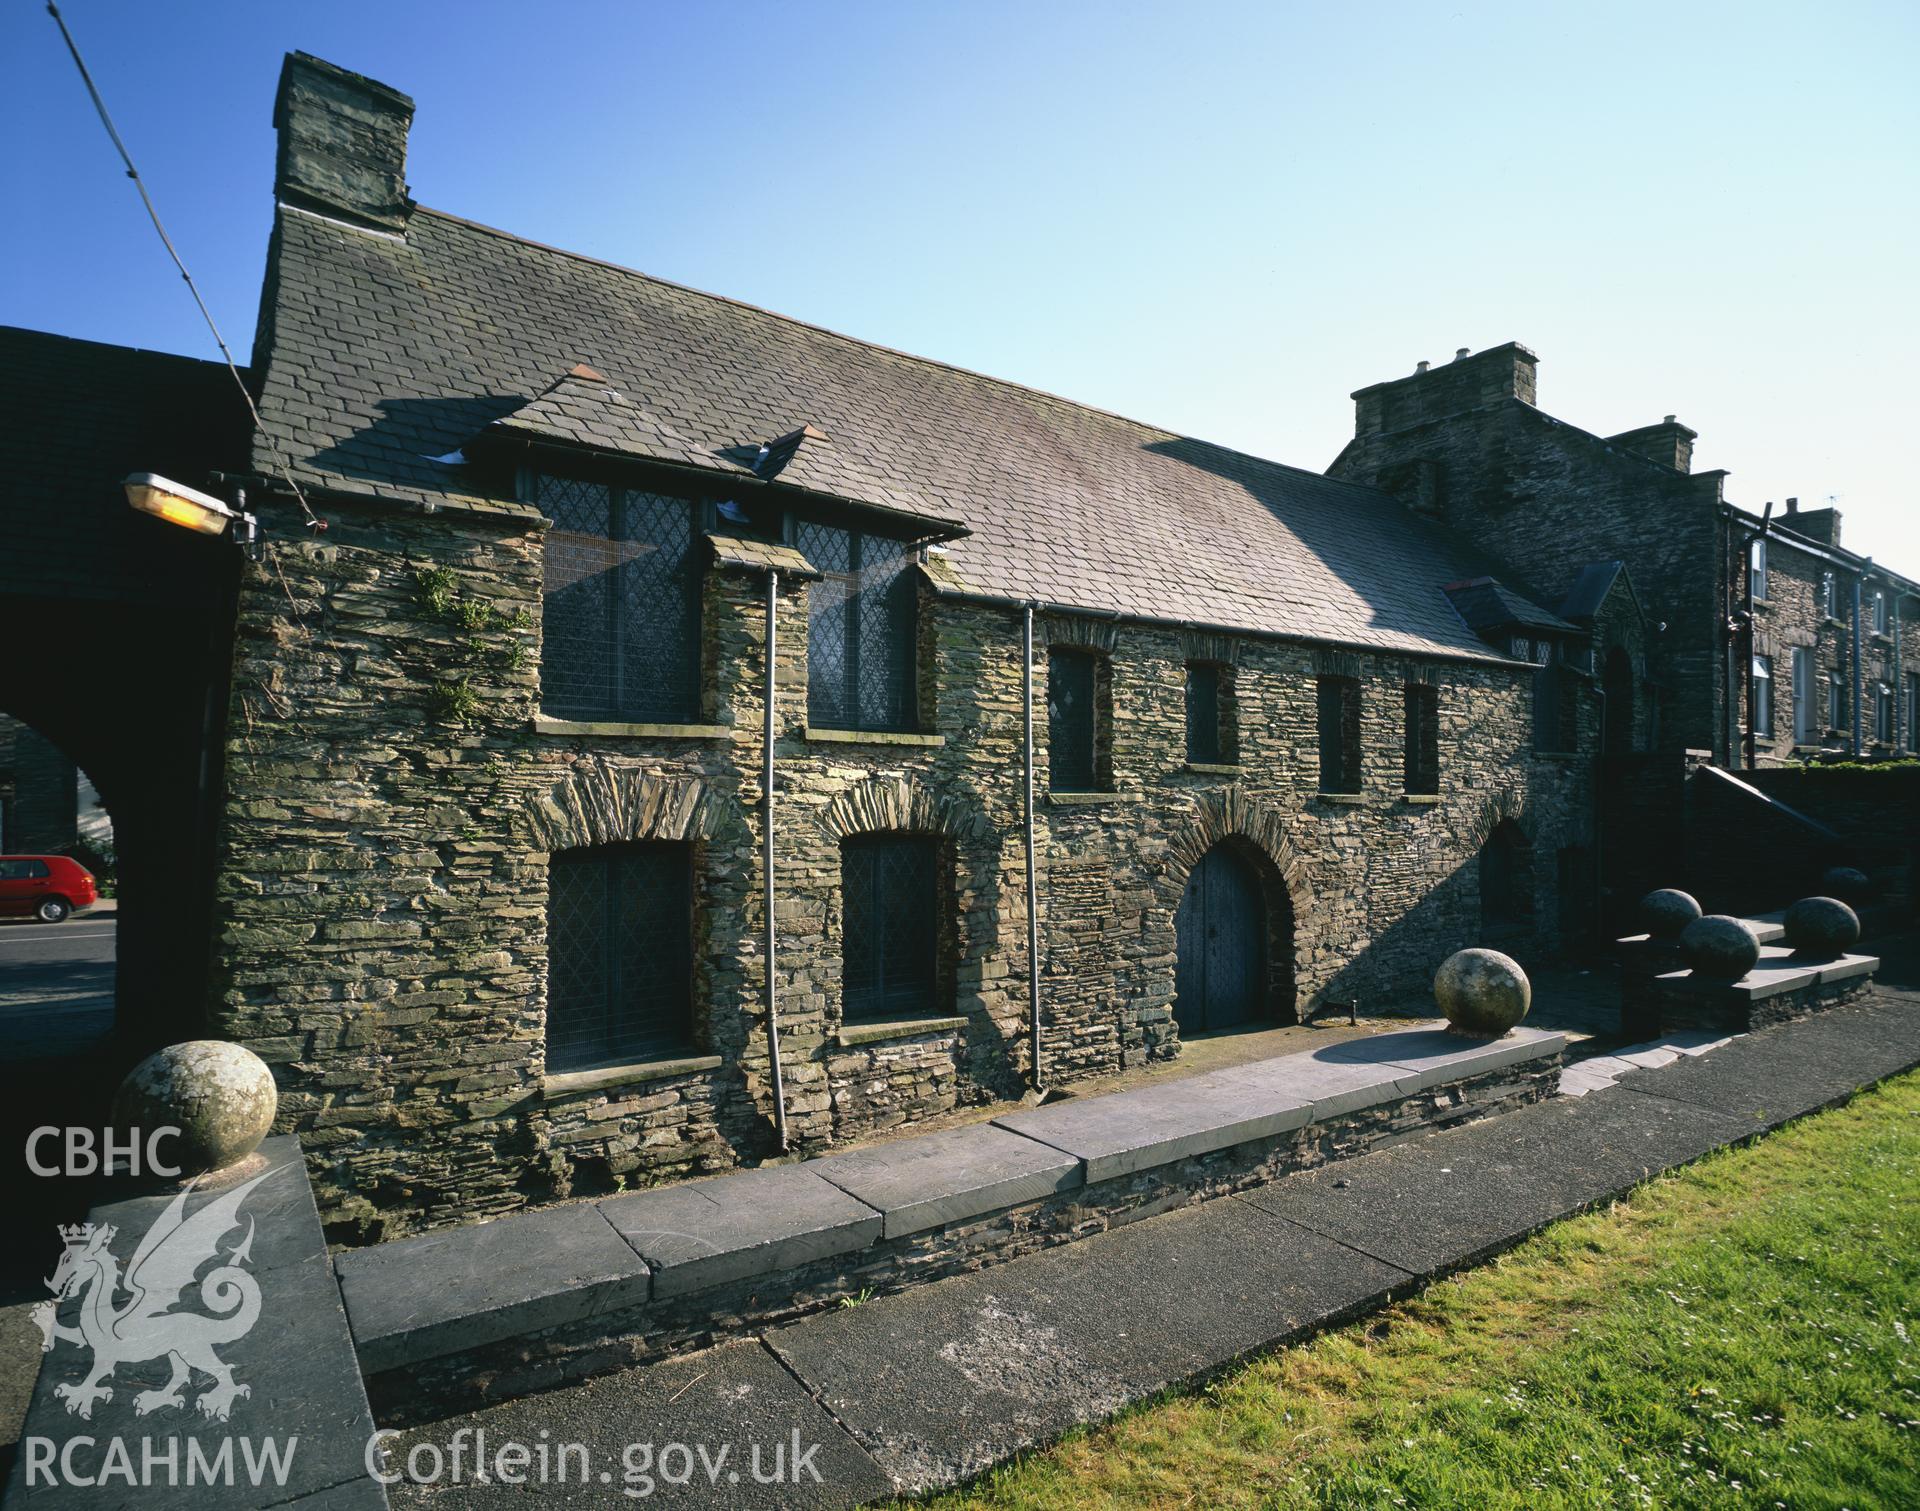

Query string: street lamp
123 473 258 552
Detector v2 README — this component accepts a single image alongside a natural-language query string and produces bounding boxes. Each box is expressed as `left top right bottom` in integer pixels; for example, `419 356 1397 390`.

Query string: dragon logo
32 1168 277 1423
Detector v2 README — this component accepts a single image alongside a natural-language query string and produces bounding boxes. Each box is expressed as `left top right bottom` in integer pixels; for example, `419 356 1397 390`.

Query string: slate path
383 994 1920 1508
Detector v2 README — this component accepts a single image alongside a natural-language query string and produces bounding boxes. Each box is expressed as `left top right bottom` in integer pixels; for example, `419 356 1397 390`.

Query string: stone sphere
1640 888 1702 940
113 1041 278 1177
1820 866 1871 904
1434 948 1532 1037
1680 915 1760 982
1783 895 1860 959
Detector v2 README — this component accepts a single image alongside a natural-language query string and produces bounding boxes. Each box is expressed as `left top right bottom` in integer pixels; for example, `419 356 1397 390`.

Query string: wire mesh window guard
539 474 702 723
1316 676 1361 793
1048 650 1099 791
797 520 917 731
546 843 694 1072
1403 683 1440 794
841 835 939 1022
1186 663 1223 764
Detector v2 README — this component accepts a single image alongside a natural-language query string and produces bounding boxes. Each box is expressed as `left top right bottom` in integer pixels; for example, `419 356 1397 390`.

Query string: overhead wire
46 2 326 534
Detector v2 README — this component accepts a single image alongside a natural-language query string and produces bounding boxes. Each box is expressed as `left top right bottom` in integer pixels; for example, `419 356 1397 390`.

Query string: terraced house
201 54 1665 1240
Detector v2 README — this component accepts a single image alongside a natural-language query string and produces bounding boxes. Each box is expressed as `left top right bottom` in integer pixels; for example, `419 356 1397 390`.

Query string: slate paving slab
1310 1023 1566 1091
381 1339 892 1508
766 1197 1407 1492
6 1139 384 1510
1240 1087 1751 1277
810 1122 1081 1239
1615 998 1920 1130
337 1202 649 1374
599 1166 881 1299
991 1067 1314 1181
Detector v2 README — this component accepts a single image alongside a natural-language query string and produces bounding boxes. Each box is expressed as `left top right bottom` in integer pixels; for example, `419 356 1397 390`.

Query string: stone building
1329 346 1920 770
207 54 1608 1240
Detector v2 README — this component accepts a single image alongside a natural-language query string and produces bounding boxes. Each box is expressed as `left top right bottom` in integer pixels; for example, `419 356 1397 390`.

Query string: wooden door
1174 845 1265 1034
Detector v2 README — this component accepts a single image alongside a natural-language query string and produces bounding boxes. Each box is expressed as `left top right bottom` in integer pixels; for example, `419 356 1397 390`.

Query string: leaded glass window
1403 682 1439 794
842 836 939 1022
1317 676 1361 793
539 474 701 723
1186 663 1223 764
798 521 917 732
546 843 693 1071
1049 650 1099 791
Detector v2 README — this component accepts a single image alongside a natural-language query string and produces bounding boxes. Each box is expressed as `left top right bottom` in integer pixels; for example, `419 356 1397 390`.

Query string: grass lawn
928 1073 1920 1509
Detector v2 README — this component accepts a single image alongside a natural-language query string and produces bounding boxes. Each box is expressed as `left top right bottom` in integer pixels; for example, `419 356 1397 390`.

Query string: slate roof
1558 561 1628 623
1442 577 1578 640
251 202 1550 663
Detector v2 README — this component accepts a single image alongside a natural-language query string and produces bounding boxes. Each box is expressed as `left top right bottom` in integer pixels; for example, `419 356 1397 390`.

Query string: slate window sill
1314 792 1367 806
804 727 946 748
1185 762 1241 776
543 1054 723 1097
1402 793 1441 805
1048 791 1140 807
532 715 731 740
834 1016 968 1048
1532 750 1580 762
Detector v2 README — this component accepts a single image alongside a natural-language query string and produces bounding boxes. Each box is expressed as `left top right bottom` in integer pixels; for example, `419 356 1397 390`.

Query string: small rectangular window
1792 646 1816 744
1875 683 1894 745
1907 674 1919 753
1749 538 1768 601
1821 571 1837 619
1186 663 1224 764
1532 664 1576 754
842 836 940 1022
546 843 693 1072
1403 683 1439 795
1317 676 1361 793
1049 650 1105 791
1831 668 1849 732
1872 591 1888 635
1752 655 1773 738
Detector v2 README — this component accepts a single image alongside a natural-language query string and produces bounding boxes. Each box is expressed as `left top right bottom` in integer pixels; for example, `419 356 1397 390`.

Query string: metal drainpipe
1852 573 1865 757
763 568 789 1151
1022 603 1044 1093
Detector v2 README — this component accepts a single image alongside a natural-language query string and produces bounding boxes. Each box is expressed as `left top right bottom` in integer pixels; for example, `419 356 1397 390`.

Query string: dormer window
538 471 702 724
799 520 918 733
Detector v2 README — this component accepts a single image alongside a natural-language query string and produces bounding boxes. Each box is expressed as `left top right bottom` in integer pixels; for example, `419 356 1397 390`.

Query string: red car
0 855 98 923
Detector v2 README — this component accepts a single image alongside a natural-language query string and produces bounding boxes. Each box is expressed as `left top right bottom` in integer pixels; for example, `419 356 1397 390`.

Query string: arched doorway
1604 646 1635 755
1175 841 1272 1034
1480 819 1535 939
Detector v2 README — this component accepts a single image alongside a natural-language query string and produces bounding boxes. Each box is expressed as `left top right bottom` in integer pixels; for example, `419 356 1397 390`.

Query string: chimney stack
1351 342 1539 437
274 53 415 233
1786 502 1843 546
1607 415 1696 473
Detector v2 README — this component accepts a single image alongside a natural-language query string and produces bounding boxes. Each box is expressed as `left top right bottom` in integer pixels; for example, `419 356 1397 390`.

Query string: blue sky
7 1 1916 564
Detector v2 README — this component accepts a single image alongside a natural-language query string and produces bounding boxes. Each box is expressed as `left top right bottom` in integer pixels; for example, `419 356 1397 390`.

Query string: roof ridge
402 206 1385 501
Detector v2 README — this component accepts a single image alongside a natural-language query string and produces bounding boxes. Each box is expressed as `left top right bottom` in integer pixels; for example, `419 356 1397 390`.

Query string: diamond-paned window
797 520 917 732
546 843 693 1071
842 836 939 1022
539 474 701 723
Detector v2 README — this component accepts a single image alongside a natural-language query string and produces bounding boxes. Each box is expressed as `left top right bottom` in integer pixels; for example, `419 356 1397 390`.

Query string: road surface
0 902 115 1059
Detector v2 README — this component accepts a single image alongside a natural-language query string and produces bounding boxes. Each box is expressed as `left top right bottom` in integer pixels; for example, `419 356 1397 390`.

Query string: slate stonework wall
212 495 1587 1241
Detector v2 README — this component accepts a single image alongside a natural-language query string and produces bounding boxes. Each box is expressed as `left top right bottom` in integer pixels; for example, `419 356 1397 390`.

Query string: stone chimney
1783 496 1843 546
1608 415 1696 473
274 53 415 233
1351 343 1539 438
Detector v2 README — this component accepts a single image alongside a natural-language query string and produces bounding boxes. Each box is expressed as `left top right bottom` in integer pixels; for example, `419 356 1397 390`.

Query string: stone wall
1742 528 1920 766
212 490 1589 1241
1330 345 1724 758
